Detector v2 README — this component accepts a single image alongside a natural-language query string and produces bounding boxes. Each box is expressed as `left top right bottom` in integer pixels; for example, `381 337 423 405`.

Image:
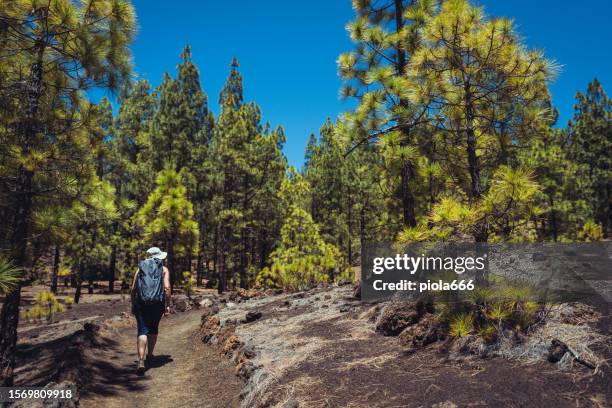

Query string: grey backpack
137 258 164 305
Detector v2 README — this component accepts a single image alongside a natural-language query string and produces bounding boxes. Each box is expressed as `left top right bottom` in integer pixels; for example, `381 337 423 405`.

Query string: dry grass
498 303 609 372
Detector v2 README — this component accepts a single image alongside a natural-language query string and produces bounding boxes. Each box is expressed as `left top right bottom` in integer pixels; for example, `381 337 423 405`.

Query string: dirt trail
80 309 242 408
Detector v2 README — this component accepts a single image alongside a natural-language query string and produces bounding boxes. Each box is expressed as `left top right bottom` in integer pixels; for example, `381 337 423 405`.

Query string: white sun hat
146 247 167 260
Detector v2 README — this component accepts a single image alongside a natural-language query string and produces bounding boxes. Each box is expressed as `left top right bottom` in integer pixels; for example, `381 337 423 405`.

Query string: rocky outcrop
398 313 446 350
375 299 434 336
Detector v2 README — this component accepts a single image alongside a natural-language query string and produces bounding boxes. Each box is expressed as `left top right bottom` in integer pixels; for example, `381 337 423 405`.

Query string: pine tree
64 176 118 303
136 168 199 288
114 80 157 206
257 169 345 290
219 57 244 109
338 0 437 228
568 79 612 235
210 61 247 292
402 0 555 242
210 58 287 291
148 46 209 172
107 80 158 288
305 119 348 251
249 125 287 272
520 123 591 241
0 0 135 385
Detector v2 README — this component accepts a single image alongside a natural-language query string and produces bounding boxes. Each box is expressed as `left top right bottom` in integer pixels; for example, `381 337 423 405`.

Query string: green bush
449 313 474 338
432 273 544 341
577 221 604 242
182 271 196 297
34 291 65 323
64 296 74 308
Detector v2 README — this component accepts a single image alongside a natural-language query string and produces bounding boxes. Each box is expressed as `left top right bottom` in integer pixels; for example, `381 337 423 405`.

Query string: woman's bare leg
147 334 158 357
137 335 147 361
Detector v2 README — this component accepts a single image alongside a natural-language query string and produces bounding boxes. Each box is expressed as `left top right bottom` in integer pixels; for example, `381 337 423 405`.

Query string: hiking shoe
137 359 146 376
145 355 155 368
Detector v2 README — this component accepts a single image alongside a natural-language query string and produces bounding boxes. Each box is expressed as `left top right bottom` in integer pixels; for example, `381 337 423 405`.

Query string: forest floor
15 291 242 408
11 278 612 408
78 308 242 408
201 285 611 408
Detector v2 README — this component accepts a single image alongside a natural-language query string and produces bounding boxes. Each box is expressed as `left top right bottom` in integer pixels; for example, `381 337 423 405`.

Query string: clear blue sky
92 0 612 168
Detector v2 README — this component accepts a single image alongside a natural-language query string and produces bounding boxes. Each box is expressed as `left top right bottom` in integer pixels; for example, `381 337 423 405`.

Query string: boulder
200 305 220 320
235 360 257 379
200 316 221 343
199 298 214 308
547 339 569 363
222 335 242 354
398 313 444 348
243 310 262 323
449 335 493 358
173 299 190 313
375 300 433 336
228 288 252 303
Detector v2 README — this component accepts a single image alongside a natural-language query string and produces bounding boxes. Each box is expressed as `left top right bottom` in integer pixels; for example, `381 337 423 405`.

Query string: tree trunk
394 0 417 228
394 0 406 73
196 251 203 286
168 239 176 290
239 230 247 289
88 279 94 295
347 186 353 265
428 141 437 209
51 246 60 294
0 289 21 387
465 84 481 200
108 245 117 293
401 160 417 227
549 196 558 242
213 227 218 282
74 264 84 304
239 175 248 289
0 36 45 386
218 225 227 294
359 204 367 284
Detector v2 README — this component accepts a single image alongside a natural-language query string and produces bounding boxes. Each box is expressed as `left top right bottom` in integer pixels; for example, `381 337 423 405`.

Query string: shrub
431 272 544 342
478 325 497 343
486 303 511 324
449 313 474 338
255 265 281 289
64 297 74 308
577 221 604 242
34 291 65 323
182 271 196 297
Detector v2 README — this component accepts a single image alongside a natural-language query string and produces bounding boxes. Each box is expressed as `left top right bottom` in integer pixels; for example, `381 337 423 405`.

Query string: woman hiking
130 247 172 375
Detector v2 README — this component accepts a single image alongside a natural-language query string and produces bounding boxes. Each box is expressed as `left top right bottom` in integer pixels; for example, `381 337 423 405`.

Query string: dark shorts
134 302 164 336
